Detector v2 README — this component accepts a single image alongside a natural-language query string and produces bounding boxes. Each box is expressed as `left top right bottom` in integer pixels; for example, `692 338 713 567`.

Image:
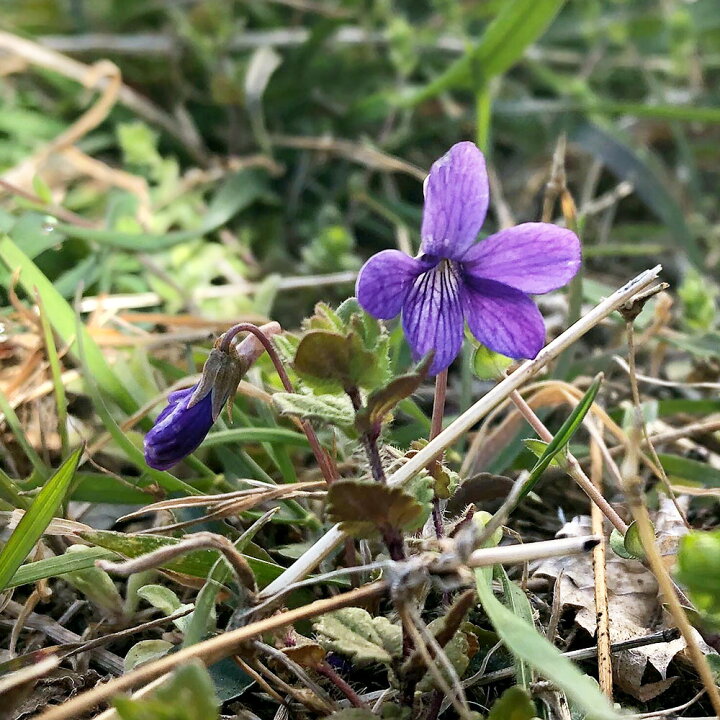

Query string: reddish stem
429 369 448 539
316 661 368 709
221 323 338 485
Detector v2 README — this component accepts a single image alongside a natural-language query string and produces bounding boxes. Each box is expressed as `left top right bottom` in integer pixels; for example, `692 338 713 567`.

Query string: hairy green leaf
314 607 401 666
273 392 356 429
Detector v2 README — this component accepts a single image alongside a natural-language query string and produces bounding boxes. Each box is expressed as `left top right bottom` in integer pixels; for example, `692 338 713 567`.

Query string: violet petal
356 249 433 319
420 141 489 261
402 263 465 375
463 276 545 359
144 385 214 470
462 222 581 293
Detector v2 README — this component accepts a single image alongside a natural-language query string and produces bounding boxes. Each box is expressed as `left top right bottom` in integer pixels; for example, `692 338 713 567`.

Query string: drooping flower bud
144 322 281 470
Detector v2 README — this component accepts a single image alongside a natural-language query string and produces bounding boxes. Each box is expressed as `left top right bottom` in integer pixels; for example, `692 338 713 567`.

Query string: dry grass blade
0 30 207 161
590 431 613 697
118 480 325 521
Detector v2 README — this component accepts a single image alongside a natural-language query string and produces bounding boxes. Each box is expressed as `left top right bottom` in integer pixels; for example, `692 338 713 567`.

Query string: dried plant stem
624 477 720 717
97 532 257 596
221 322 339 485
466 535 599 567
0 30 207 162
34 581 386 720
254 641 336 708
590 436 613 698
430 368 448 539
618 315 720 713
464 629 680 688
625 322 689 527
259 267 662 599
399 604 471 719
234 656 287 706
542 134 568 223
508 389 628 535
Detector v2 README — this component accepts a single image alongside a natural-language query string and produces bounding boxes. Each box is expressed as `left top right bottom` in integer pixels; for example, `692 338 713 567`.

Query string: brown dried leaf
532 500 710 701
282 642 326 668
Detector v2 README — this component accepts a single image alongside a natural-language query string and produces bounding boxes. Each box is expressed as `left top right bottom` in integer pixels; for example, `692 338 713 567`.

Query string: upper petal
462 222 581 294
356 249 432 319
402 262 465 375
463 276 545 359
421 141 489 261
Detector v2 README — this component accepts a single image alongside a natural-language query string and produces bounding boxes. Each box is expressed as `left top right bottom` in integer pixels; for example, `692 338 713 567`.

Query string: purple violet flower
356 141 581 375
144 321 281 470
144 386 214 470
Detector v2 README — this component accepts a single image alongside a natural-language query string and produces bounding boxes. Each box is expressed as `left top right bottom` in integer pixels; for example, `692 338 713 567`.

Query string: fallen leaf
532 498 712 700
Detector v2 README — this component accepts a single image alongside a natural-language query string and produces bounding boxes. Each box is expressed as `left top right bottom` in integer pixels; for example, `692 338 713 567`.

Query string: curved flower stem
221 323 338 485
429 369 448 538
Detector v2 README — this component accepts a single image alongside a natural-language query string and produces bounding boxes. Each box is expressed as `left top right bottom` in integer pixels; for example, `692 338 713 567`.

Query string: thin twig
399 604 471 719
34 582 386 720
463 629 681 688
624 322 690 528
254 641 337 709
625 477 720 716
97 532 257 597
508 388 628 534
590 433 613 697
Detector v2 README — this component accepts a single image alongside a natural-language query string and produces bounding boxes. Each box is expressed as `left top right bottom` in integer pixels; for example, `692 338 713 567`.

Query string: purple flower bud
144 322 281 470
144 385 214 470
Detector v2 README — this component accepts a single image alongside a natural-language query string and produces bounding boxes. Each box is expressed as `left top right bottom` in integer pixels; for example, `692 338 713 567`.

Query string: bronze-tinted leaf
355 356 430 434
325 479 425 537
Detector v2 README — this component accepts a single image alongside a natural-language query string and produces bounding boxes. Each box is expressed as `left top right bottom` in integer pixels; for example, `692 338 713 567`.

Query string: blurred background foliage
1 0 719 323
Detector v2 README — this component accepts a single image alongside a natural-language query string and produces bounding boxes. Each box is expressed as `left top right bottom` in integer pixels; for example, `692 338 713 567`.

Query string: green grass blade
405 0 566 106
498 566 534 689
517 373 602 502
475 567 620 720
0 236 138 414
52 168 269 251
0 447 82 591
657 454 720 487
36 292 69 455
4 547 117 589
201 427 310 449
